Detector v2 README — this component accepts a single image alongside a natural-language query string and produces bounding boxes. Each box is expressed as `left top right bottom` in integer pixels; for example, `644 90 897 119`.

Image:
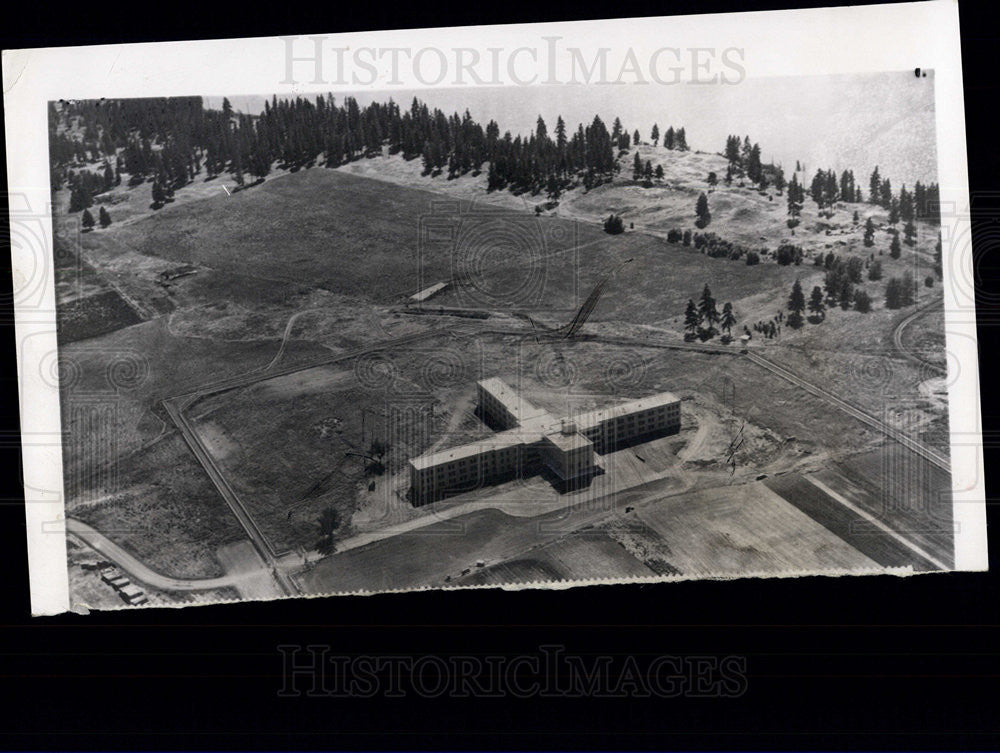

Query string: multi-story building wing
409 378 681 504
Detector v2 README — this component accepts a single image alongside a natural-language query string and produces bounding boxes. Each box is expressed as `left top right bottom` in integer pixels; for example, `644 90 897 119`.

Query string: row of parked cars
97 565 149 606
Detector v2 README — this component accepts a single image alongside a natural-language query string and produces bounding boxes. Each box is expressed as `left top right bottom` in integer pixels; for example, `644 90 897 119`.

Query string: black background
1 0 998 748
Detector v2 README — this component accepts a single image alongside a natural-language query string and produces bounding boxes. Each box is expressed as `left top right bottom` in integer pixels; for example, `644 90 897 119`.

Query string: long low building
409 378 681 504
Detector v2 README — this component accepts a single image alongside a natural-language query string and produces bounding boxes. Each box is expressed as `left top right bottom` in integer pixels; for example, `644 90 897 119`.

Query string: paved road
745 350 950 472
66 518 263 592
163 397 299 596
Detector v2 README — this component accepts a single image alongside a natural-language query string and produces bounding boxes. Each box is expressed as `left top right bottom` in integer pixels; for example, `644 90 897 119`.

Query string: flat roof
575 391 681 430
477 378 550 424
410 281 449 302
410 385 679 472
409 429 540 471
542 430 593 452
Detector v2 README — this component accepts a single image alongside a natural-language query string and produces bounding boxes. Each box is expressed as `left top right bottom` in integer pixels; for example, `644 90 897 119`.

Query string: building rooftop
576 391 681 431
410 281 449 302
477 377 549 425
410 384 680 475
541 430 593 452
409 429 541 471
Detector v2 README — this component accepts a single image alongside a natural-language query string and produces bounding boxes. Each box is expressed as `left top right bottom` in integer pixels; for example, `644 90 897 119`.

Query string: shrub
603 214 625 234
925 275 935 288
854 291 872 312
775 243 804 266
786 218 800 229
845 256 864 284
746 252 760 266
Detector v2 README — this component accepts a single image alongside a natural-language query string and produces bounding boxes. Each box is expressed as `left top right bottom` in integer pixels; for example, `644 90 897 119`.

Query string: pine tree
695 192 711 228
904 220 917 246
869 165 881 204
651 123 660 146
787 279 806 326
633 151 643 180
807 286 825 320
787 172 805 215
868 260 883 281
633 129 640 146
725 135 740 165
899 186 914 222
839 284 854 310
880 178 892 209
98 206 111 228
555 116 567 153
654 164 664 181
720 302 736 338
890 233 902 259
854 290 872 313
151 178 164 206
698 284 719 333
747 144 762 184
863 217 875 247
684 299 700 338
81 209 95 230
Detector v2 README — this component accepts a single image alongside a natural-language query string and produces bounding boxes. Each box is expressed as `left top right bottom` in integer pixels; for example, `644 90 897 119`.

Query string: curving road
892 299 948 377
66 518 262 592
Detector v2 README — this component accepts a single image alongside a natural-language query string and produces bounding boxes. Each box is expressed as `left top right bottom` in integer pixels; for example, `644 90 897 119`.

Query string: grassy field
830 445 953 566
69 432 246 578
461 531 657 585
763 472 944 570
435 228 801 328
186 333 487 554
110 168 603 304
627 482 880 576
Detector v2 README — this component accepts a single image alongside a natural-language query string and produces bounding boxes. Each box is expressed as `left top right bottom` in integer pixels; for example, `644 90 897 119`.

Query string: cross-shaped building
408 377 681 504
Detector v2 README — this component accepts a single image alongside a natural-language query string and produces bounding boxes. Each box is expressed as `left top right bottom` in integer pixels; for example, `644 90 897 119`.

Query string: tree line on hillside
723 134 786 193
722 133 940 226
804 165 939 225
50 96 695 211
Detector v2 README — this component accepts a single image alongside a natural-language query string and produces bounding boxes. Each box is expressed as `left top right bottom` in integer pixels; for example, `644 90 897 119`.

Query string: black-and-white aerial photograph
44 72 965 609
5 0 985 618
4 2 999 751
